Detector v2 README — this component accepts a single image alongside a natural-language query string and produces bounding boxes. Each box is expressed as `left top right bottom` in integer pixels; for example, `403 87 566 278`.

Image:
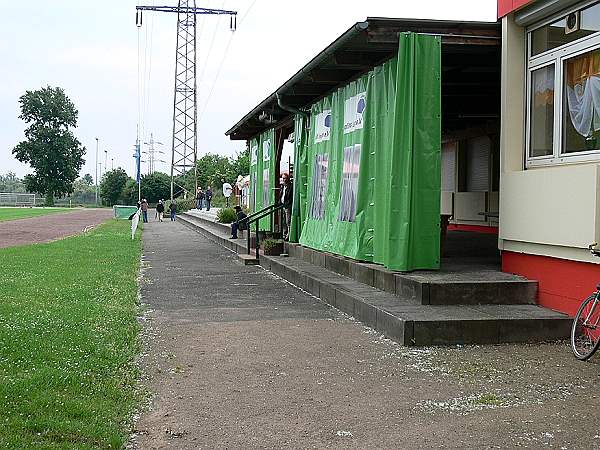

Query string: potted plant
262 238 284 256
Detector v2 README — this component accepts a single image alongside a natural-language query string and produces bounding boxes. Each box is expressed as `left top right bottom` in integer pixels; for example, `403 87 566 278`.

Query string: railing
236 203 285 259
0 192 44 207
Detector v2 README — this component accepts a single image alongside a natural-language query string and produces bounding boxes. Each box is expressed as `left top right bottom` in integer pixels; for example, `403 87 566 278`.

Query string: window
339 144 361 222
526 2 600 166
530 64 555 157
562 48 600 153
309 154 328 219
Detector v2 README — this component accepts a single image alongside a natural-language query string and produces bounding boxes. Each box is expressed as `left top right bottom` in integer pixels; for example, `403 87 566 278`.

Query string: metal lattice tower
136 3 237 200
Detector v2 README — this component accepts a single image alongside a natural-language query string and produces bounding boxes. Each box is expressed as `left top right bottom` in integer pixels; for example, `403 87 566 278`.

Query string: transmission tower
143 133 165 174
136 2 237 200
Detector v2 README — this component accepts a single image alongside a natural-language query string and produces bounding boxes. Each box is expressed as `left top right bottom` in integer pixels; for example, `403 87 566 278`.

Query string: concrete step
238 254 259 265
285 243 537 305
179 214 571 346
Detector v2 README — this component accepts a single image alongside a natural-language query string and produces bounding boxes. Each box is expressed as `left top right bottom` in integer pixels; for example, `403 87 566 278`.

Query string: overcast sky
0 0 496 180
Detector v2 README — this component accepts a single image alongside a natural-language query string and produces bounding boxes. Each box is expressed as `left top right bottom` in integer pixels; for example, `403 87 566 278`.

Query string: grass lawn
0 207 72 222
0 220 142 448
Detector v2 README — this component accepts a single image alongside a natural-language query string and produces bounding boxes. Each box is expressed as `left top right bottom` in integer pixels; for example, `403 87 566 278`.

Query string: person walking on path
205 186 213 211
156 200 165 222
230 206 247 239
169 200 177 221
280 173 293 240
196 187 205 210
141 199 149 223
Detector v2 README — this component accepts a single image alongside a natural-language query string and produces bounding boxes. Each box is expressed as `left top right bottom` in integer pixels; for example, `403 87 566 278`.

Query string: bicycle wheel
571 294 600 360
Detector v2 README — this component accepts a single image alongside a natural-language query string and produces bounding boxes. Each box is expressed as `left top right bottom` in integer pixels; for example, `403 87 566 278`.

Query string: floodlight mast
135 2 237 201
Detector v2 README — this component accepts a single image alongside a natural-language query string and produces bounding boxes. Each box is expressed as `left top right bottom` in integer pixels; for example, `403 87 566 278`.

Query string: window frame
525 2 600 168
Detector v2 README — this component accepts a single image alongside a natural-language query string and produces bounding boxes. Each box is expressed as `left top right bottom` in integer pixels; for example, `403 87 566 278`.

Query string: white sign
343 92 366 134
263 140 271 162
251 145 258 165
314 110 332 143
222 182 232 198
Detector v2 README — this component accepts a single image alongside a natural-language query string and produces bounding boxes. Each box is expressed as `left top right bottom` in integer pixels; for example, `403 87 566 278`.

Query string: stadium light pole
95 138 99 205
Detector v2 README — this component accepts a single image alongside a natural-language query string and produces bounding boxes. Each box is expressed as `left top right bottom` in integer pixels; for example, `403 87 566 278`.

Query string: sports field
0 220 142 448
0 207 71 222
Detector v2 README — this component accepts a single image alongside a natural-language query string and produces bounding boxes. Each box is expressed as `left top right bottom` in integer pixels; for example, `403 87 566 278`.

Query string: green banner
296 33 441 271
249 128 276 231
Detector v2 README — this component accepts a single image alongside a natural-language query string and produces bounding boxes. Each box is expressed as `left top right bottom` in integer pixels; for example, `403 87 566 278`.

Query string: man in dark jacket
230 206 247 239
196 187 204 210
280 173 293 240
205 186 213 211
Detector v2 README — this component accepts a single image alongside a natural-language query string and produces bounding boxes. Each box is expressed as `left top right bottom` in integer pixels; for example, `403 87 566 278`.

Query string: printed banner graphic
343 92 366 134
314 110 332 143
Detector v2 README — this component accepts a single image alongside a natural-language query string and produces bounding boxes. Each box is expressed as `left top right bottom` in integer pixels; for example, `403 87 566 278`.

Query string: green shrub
217 207 237 223
263 238 284 255
166 197 195 213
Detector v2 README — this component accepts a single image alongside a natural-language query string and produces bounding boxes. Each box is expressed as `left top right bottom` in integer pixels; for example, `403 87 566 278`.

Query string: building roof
225 17 501 141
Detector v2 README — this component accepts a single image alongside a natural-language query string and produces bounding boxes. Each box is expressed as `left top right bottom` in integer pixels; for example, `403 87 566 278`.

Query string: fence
0 192 44 207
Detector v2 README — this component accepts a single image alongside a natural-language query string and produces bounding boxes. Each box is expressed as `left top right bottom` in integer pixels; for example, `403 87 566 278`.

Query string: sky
0 0 497 181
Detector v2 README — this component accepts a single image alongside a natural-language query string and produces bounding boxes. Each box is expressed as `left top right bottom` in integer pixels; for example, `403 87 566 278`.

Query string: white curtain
566 75 600 137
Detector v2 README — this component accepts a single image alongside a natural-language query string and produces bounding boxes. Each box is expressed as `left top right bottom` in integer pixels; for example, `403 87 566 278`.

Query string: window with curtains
526 1 600 166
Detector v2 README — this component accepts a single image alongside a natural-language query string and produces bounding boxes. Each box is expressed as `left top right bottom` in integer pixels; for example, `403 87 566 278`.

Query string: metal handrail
235 203 279 226
240 203 285 259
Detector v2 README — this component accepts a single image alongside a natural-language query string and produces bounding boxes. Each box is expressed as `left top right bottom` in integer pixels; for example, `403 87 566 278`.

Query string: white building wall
499 12 600 265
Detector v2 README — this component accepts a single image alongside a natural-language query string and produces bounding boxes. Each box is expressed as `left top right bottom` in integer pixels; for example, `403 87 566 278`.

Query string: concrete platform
179 212 571 346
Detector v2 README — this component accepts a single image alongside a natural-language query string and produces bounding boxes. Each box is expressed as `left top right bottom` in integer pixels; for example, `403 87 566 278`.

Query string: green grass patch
471 393 503 407
0 220 142 448
0 207 72 222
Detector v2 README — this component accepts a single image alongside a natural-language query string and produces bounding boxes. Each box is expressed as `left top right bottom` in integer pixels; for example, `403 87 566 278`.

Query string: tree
141 172 170 203
0 172 25 193
121 179 139 206
100 168 129 206
82 173 94 186
12 86 85 206
232 147 250 177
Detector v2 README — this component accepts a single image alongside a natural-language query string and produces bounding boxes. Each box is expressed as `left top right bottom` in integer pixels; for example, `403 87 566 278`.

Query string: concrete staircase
179 212 571 346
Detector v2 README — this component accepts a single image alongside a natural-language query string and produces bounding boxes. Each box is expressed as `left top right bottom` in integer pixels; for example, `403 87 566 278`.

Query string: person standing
156 199 165 222
196 187 204 210
141 198 149 223
169 199 177 221
280 173 293 240
205 186 213 211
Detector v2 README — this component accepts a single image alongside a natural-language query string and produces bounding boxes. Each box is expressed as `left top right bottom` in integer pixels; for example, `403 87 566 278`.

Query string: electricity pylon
136 2 237 200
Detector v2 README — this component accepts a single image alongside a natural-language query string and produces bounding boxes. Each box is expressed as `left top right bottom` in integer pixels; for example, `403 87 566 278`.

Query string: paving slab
134 219 600 449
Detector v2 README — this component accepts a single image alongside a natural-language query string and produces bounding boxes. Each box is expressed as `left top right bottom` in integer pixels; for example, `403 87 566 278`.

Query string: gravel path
0 208 113 248
135 219 600 449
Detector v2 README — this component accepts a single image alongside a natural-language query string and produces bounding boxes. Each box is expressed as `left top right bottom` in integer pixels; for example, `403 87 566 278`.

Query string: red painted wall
503 251 600 316
498 0 535 18
448 224 499 234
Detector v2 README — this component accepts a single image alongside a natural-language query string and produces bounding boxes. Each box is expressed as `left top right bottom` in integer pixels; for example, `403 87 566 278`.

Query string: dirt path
0 208 113 248
135 220 600 449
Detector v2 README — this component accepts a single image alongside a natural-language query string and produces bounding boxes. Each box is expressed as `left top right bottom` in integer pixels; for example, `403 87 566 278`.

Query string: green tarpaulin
249 128 276 231
292 33 441 271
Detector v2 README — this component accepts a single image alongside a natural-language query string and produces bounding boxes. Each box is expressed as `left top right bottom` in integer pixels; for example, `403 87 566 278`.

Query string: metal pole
95 138 99 205
104 150 108 175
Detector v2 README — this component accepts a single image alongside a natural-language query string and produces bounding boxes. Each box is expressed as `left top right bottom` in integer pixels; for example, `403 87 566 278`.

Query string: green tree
0 172 26 193
232 147 250 177
82 173 94 186
141 172 170 203
12 86 85 206
100 168 129 206
121 179 139 205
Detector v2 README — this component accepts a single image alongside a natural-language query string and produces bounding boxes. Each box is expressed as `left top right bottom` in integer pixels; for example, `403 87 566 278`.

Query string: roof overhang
225 17 501 141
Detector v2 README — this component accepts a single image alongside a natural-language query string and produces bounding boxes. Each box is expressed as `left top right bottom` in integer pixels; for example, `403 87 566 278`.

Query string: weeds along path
0 208 112 248
0 220 142 448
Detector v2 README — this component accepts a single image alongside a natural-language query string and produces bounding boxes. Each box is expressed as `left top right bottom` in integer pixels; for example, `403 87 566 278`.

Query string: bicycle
571 243 600 360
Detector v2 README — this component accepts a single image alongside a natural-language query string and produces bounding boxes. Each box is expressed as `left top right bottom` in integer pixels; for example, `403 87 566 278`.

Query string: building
226 2 600 318
498 0 600 315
